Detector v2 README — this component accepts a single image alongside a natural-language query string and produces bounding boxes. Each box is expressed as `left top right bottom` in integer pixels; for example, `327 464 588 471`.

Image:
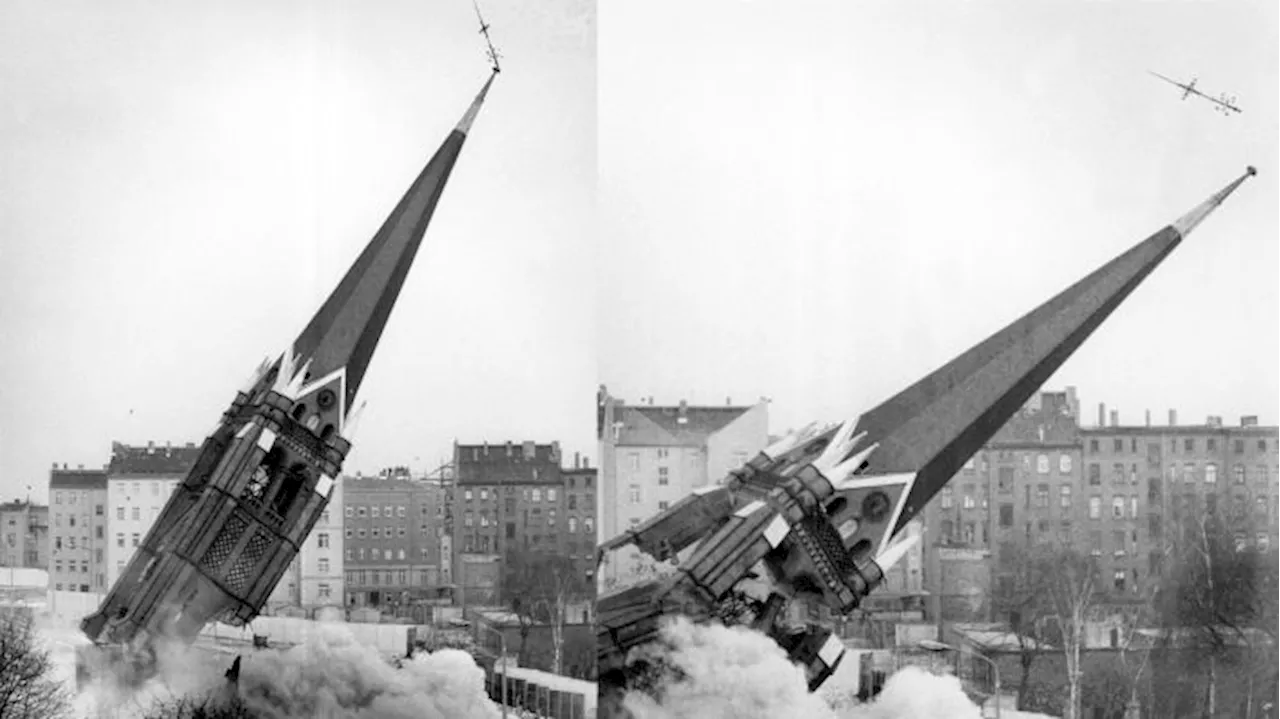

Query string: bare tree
1112 601 1158 719
1154 509 1279 718
0 607 70 719
993 543 1054 710
1031 545 1099 719
139 695 257 719
504 549 592 672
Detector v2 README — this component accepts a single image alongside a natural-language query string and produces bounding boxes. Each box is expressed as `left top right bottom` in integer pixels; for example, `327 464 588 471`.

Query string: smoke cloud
40 619 503 719
620 618 1057 719
234 623 501 719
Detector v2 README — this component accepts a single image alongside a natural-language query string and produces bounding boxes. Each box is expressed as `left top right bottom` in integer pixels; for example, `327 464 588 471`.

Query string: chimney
147 440 154 449
677 399 688 425
1207 415 1223 428
1098 403 1106 428
1110 410 1119 427
62 463 68 470
1241 416 1259 427
51 462 57 469
583 456 590 469
1169 409 1178 426
1065 386 1079 420
77 463 84 470
574 452 580 470
186 442 195 448
1145 410 1151 427
726 396 732 406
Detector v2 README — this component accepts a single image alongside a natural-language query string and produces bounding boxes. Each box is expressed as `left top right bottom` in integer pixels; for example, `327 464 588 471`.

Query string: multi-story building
270 475 344 614
343 468 435 611
562 458 598 587
922 388 1084 620
48 464 108 592
1080 406 1279 599
918 388 1279 622
596 387 770 588
104 441 200 588
0 501 49 569
452 441 575 606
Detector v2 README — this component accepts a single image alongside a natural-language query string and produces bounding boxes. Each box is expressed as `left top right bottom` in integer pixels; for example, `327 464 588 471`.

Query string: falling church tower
596 166 1258 696
77 69 498 687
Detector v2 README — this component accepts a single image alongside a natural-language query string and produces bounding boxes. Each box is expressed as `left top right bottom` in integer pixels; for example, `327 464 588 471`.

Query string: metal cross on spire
474 0 502 73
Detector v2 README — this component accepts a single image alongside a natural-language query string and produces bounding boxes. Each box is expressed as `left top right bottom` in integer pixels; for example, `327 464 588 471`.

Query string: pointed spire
286 74 495 415
456 71 496 136
845 167 1255 536
1172 165 1255 238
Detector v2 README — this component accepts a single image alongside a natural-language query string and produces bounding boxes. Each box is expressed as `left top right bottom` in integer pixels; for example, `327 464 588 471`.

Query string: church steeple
266 72 498 435
821 167 1257 555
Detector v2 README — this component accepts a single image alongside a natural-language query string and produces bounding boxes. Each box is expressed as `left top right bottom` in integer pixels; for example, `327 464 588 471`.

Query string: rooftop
49 467 107 490
613 403 757 447
454 441 565 486
107 441 201 476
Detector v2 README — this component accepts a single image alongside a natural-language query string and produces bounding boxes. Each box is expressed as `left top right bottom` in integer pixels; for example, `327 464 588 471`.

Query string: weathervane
474 0 502 73
1149 71 1242 115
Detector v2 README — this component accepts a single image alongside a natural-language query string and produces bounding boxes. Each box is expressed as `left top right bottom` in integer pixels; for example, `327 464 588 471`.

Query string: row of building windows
52 491 92 505
113 505 162 521
1088 437 1269 455
52 528 104 551
1088 462 1273 486
458 492 591 513
54 560 91 573
343 526 420 540
345 505 419 519
963 453 1073 475
344 569 419 587
52 513 100 527
106 481 178 496
345 547 418 562
54 583 96 592
459 532 583 553
941 485 1272 523
461 487 567 503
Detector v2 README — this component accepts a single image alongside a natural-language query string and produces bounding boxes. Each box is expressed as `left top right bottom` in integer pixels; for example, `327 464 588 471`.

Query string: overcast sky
1 0 595 502
599 0 1277 438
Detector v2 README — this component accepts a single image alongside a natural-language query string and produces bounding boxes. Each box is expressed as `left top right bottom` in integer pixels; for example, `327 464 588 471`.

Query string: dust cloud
39 619 503 719
621 618 1056 719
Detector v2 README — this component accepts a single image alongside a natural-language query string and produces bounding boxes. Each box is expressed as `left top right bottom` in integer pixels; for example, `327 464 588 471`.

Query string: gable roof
615 405 754 447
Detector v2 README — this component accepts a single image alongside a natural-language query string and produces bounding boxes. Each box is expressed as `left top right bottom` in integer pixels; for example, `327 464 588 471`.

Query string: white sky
599 0 1278 437
2 1 1276 506
1 0 595 502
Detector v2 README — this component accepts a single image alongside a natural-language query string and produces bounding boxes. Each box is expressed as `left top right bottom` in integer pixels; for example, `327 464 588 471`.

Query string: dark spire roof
287 72 497 413
848 167 1256 535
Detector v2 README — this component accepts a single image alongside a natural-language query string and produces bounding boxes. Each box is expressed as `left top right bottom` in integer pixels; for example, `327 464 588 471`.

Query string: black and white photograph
2 1 594 717
1 1 1276 719
596 2 1275 719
